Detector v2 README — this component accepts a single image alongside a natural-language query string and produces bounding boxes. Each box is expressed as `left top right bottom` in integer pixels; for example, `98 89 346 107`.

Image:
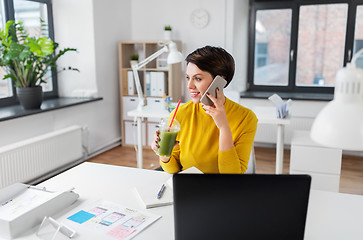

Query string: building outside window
253 8 291 87
248 0 363 95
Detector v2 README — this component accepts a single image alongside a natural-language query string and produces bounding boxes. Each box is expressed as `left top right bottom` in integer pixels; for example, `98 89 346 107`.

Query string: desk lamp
311 49 363 150
131 41 183 111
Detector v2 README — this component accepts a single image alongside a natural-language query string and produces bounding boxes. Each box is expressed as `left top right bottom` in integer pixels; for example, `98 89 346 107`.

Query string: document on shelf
66 200 161 240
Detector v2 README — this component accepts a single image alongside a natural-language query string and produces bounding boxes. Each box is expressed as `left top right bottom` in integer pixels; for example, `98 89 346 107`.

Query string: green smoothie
157 130 179 157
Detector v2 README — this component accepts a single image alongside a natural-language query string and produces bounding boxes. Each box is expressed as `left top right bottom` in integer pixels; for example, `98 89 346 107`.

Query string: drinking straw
168 99 181 131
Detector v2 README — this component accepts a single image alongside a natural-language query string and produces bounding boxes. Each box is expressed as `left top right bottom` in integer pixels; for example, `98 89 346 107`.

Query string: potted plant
130 53 139 67
164 25 172 40
0 20 78 109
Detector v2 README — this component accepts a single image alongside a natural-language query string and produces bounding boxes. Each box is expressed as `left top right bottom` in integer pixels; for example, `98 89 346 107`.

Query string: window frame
0 0 57 108
247 0 363 95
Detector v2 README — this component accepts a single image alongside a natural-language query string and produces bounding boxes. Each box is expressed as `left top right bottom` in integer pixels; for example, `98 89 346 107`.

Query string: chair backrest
224 89 240 104
245 146 256 174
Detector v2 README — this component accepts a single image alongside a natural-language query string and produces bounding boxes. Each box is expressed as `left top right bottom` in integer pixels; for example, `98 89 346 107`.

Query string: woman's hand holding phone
203 88 234 151
202 88 229 130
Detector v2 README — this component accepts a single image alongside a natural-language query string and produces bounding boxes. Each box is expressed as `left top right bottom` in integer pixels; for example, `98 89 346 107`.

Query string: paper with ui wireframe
268 94 292 119
166 166 203 189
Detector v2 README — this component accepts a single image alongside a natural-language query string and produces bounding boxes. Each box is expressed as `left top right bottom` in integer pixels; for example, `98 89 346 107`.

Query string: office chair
245 146 256 174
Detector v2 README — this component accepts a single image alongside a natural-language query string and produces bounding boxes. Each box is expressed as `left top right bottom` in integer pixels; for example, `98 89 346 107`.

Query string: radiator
0 125 84 189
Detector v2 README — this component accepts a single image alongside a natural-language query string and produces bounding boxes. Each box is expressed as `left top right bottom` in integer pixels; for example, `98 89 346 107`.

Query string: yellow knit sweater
160 98 258 174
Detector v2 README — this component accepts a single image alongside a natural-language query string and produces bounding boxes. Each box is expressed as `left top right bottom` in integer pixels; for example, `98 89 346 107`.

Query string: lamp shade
310 100 363 150
167 42 183 64
310 60 363 151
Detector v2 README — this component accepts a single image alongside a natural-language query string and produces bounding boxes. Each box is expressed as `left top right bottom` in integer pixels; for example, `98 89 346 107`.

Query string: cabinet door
124 121 146 146
290 170 340 192
122 96 139 121
290 145 342 174
146 97 167 122
147 122 160 146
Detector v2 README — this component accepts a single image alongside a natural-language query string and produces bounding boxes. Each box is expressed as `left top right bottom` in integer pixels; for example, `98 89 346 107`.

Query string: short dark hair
185 46 235 87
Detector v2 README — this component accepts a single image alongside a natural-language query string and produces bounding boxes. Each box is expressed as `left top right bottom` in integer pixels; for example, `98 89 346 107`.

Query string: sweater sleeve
159 144 182 173
218 111 258 174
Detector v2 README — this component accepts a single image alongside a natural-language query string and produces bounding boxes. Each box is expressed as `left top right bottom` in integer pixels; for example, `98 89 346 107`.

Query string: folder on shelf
150 72 158 96
156 72 166 97
145 71 151 96
127 70 135 95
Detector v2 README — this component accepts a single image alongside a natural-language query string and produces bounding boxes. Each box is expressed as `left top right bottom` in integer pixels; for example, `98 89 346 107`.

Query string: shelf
118 40 182 146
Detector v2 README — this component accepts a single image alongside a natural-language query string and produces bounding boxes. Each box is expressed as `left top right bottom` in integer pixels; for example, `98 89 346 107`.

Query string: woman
151 46 258 174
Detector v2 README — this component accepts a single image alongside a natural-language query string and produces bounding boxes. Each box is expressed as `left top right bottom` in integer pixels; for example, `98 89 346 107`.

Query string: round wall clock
190 8 209 29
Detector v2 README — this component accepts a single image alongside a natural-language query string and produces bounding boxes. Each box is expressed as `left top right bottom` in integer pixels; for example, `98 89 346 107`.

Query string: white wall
131 0 231 102
0 0 132 155
130 0 253 97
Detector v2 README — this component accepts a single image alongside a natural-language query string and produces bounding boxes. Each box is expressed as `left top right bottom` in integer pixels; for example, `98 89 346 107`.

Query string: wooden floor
88 146 363 195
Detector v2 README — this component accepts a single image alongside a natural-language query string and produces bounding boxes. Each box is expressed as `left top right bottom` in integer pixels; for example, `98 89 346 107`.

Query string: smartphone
200 75 227 106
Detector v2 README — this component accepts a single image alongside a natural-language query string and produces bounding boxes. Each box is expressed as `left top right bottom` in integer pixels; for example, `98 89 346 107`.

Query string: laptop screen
173 174 311 240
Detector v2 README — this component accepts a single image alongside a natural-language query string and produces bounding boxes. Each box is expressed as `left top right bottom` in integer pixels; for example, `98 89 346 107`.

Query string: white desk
253 106 291 174
6 162 363 239
127 104 170 168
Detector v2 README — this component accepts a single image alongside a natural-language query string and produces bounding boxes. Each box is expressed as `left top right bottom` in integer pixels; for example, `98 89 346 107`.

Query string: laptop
173 174 311 240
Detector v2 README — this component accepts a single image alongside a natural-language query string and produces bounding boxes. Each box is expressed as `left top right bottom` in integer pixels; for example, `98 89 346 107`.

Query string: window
0 1 12 100
253 9 292 86
0 0 56 107
296 4 347 88
248 0 363 94
354 6 363 68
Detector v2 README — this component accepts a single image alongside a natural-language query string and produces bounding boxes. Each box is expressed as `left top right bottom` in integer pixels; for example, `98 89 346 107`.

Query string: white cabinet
124 121 146 146
147 122 160 146
290 130 342 192
146 97 166 122
122 96 139 121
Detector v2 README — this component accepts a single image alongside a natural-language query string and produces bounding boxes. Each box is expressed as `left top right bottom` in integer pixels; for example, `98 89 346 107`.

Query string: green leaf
28 37 53 56
3 74 19 85
5 42 25 60
38 37 54 55
19 48 32 61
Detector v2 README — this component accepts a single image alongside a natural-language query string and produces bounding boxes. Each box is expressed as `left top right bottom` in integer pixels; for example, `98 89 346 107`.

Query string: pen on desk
157 184 166 199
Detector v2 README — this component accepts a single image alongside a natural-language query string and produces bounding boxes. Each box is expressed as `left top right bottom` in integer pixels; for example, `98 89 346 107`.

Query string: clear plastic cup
156 119 180 157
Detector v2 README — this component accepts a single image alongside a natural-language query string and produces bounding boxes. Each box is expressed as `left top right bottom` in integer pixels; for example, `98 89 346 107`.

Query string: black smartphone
200 75 227 106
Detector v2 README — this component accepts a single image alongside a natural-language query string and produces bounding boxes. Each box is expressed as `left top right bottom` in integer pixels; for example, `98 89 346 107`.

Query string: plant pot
16 86 43 110
130 60 138 67
164 30 172 40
